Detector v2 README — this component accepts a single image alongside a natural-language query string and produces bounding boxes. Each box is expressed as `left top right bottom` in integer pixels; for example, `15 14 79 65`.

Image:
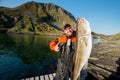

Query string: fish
72 18 92 80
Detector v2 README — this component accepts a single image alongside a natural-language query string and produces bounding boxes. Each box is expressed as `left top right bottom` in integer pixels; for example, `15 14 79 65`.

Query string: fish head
77 18 91 35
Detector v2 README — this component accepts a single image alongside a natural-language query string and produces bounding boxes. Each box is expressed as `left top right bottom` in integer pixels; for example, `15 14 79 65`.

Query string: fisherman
49 24 87 80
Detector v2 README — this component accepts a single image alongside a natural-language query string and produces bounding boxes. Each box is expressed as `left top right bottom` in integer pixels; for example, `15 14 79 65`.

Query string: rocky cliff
0 1 76 34
0 1 104 38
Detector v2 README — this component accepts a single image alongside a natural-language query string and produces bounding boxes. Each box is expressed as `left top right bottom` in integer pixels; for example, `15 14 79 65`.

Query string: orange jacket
49 35 76 51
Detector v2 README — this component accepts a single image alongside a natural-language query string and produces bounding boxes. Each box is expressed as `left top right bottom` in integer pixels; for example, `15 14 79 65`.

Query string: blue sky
0 0 120 35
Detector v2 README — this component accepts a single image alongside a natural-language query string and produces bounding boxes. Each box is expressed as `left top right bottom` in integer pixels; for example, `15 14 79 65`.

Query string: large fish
72 18 92 80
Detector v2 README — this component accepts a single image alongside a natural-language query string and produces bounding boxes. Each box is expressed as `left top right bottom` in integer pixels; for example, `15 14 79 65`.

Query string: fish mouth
77 18 91 35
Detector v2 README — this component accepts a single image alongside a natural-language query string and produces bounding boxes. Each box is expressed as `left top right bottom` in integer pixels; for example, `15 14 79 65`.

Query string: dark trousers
54 59 71 80
54 60 88 80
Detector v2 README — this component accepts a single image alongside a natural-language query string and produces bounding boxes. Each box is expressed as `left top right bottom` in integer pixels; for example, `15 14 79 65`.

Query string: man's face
64 27 73 36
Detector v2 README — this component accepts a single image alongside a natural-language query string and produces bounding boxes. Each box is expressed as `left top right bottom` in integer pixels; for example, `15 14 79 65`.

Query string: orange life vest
49 35 76 51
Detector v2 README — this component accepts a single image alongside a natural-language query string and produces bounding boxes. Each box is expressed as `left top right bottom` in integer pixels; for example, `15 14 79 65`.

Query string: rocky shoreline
88 38 120 80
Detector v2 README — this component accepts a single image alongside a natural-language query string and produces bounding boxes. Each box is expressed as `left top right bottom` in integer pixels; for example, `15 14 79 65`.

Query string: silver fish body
72 18 92 80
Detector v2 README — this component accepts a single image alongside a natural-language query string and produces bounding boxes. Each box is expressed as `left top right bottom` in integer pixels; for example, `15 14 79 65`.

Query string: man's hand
54 43 60 52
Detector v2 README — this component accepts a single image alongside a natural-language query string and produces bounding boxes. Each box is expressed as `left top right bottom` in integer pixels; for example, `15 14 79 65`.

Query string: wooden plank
29 77 34 80
52 73 56 77
40 75 44 80
44 75 49 80
35 76 39 80
25 78 29 80
21 73 72 80
49 74 54 80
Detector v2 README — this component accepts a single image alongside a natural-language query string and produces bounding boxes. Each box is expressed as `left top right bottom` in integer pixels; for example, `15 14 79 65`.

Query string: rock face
0 1 76 34
0 1 103 37
88 33 120 80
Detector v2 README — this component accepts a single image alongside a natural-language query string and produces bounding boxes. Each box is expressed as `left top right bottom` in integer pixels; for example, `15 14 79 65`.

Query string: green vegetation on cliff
0 1 76 34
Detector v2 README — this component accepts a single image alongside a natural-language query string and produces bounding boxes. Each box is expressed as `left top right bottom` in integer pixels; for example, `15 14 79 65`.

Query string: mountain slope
0 1 76 34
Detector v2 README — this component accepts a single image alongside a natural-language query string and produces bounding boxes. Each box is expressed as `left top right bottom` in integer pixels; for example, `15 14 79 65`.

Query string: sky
0 0 120 35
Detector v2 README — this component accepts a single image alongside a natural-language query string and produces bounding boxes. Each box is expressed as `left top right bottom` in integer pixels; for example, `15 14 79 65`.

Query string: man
49 24 87 80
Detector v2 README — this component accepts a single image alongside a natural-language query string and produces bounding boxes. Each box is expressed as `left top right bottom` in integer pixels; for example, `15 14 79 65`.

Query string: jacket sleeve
49 39 58 51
